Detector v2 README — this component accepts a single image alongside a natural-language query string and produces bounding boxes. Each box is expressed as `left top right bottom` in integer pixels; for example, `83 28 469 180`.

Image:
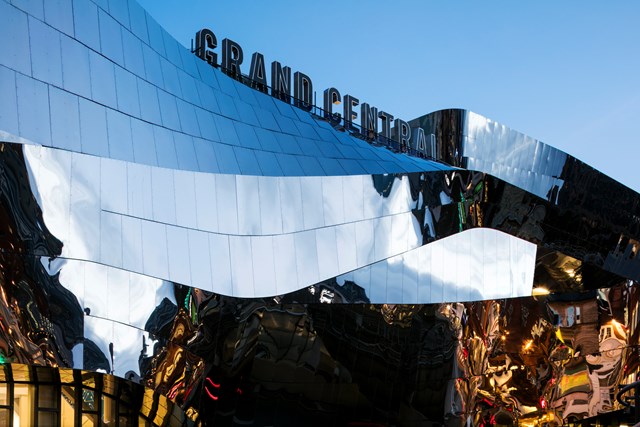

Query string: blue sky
138 1 640 192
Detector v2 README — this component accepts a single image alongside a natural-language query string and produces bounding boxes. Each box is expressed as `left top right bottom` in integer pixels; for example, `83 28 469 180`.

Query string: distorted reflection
126 277 636 426
1 134 640 426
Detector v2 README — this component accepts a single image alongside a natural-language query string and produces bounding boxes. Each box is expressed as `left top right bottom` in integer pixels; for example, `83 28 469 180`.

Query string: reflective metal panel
5 136 640 426
0 66 19 137
0 1 31 75
16 74 51 146
188 229 213 291
114 66 141 117
166 225 191 285
49 87 81 151
141 219 169 279
72 0 100 50
88 50 117 108
98 8 124 66
173 132 199 171
29 16 63 87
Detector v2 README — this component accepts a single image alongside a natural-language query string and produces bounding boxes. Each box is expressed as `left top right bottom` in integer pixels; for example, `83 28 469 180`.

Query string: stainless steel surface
1 0 640 425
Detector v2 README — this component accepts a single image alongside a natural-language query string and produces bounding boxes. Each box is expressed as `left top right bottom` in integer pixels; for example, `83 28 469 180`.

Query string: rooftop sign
194 28 434 158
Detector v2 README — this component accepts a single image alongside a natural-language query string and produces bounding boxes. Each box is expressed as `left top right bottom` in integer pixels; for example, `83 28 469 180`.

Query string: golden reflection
13 384 33 427
532 287 550 297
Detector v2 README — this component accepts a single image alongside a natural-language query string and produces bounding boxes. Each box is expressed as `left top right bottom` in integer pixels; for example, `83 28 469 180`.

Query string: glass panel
35 367 54 382
81 389 96 412
0 384 8 405
61 388 75 426
59 370 74 385
82 372 96 388
0 408 9 426
38 384 58 408
102 375 116 396
119 414 134 426
11 365 31 382
13 383 34 427
82 413 98 426
102 395 116 425
38 411 57 426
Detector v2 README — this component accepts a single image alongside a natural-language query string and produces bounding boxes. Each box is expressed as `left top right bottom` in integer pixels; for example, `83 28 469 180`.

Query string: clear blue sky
138 1 640 192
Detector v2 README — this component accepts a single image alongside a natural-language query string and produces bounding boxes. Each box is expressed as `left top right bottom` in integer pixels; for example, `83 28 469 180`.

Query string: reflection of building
1 1 640 426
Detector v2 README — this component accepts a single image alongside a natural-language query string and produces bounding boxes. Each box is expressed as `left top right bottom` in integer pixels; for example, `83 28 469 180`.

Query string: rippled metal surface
1 0 640 425
0 138 639 425
22 143 537 301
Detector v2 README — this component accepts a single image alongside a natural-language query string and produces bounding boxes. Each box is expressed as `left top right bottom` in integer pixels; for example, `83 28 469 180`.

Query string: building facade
1 0 639 425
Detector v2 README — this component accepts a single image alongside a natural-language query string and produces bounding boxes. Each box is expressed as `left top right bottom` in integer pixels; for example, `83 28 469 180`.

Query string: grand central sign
194 28 434 157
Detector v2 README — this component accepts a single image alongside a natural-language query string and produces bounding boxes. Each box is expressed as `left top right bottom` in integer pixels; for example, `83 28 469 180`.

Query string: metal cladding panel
0 0 445 177
0 135 638 424
1 1 640 426
19 143 536 301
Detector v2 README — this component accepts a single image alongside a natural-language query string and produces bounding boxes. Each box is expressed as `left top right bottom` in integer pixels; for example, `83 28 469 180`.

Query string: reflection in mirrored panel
173 169 197 228
106 109 134 162
251 236 277 296
18 140 640 302
166 225 191 285
236 175 261 234
188 229 213 291
16 74 51 146
2 50 640 421
257 176 283 235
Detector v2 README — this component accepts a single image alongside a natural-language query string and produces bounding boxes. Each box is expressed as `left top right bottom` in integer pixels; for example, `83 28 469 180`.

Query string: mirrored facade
1 0 640 425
